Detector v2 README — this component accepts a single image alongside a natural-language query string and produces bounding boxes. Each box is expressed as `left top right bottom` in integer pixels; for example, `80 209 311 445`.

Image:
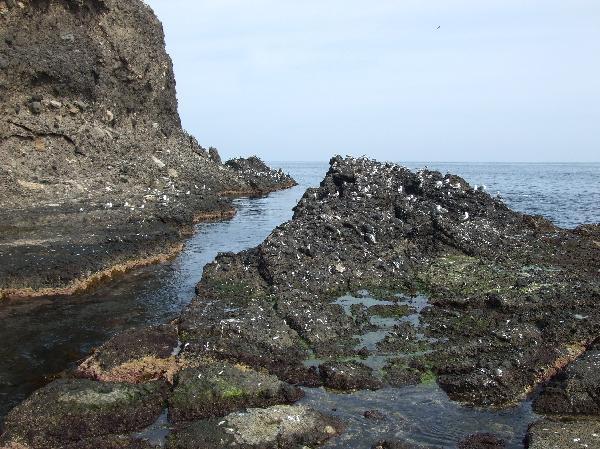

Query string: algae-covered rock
180 156 600 408
76 324 181 383
167 405 342 449
1 379 166 448
169 360 304 422
0 435 156 449
63 435 157 449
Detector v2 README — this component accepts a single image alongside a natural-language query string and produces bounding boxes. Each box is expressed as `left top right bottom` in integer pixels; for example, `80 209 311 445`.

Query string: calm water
0 162 598 443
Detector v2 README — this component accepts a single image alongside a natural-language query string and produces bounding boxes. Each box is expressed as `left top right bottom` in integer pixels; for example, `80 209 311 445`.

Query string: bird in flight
436 25 441 30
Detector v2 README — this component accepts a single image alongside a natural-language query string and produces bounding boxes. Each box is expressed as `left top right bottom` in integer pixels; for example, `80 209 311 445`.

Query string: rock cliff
0 0 295 298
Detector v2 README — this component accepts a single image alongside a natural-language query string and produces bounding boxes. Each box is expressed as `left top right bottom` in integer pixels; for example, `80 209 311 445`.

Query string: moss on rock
169 360 303 422
1 379 167 449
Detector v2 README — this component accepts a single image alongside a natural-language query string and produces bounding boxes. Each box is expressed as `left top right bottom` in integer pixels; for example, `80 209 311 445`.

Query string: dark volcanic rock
61 435 157 449
533 345 600 415
458 433 506 449
225 156 296 194
363 409 386 421
5 155 600 445
0 379 167 449
178 156 600 407
319 361 383 391
0 1 296 298
372 440 434 449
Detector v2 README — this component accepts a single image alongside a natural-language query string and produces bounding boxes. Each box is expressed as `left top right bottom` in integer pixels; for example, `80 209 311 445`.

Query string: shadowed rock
0 379 167 448
458 433 506 449
533 345 600 415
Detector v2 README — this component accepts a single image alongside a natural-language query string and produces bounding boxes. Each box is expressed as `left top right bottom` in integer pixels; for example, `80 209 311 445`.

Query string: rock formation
0 0 295 299
3 156 599 448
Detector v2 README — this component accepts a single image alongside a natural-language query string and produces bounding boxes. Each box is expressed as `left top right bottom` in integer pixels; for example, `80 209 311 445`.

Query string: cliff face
0 0 295 297
0 0 218 207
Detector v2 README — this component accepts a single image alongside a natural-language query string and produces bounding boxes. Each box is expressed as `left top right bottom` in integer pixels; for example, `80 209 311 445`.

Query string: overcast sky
145 0 599 162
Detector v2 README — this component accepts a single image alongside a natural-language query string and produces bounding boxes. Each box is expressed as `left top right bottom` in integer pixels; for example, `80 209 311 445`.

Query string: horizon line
265 159 600 164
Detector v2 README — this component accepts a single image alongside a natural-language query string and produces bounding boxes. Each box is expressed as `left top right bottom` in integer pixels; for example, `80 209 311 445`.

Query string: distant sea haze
271 161 600 229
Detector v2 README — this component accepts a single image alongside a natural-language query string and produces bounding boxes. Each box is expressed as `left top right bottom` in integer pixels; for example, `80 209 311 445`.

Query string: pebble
29 101 43 114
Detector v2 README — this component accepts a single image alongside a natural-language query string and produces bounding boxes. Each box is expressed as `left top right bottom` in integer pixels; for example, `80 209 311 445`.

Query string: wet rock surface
166 404 342 449
0 379 167 449
371 440 434 449
319 361 383 391
169 360 304 422
458 433 506 449
0 0 295 298
75 324 181 383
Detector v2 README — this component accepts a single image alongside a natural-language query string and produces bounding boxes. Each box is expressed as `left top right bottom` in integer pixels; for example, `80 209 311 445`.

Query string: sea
1 161 598 446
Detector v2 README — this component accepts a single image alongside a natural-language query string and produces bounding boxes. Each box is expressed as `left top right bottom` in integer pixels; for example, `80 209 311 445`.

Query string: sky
144 0 600 162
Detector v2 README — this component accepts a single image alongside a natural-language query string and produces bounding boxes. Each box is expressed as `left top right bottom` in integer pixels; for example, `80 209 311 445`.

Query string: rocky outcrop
3 156 599 447
75 324 182 383
0 0 295 299
168 360 304 422
533 344 600 416
224 156 297 195
179 156 600 408
526 344 600 448
0 379 168 448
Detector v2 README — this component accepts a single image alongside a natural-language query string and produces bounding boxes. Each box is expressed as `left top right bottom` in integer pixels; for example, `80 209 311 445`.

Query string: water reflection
301 385 536 449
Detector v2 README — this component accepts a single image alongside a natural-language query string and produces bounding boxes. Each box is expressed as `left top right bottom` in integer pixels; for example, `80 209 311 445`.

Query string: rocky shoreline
2 156 598 448
2 1 600 448
0 0 296 299
0 155 296 301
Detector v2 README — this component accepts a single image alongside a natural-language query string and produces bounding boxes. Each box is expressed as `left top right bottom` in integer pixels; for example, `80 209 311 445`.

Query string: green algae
418 254 516 297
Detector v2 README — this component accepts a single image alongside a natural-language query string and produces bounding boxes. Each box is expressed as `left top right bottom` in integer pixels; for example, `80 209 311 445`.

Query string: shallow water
0 161 598 435
0 163 326 425
301 385 537 449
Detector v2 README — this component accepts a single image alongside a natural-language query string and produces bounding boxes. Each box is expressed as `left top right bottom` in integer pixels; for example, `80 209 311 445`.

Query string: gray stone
526 419 600 449
29 101 43 114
